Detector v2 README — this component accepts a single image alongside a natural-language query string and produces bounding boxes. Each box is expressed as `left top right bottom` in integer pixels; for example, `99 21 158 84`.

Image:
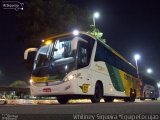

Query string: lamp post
93 12 100 27
134 54 140 79
146 68 153 74
146 68 154 79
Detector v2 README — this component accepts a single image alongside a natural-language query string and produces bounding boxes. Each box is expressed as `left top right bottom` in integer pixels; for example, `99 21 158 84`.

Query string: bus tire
140 97 145 101
57 96 69 104
91 83 102 103
151 98 156 100
124 97 130 102
104 97 114 102
130 96 135 102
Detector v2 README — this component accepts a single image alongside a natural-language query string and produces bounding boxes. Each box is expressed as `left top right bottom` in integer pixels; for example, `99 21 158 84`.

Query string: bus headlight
68 75 74 80
64 74 76 82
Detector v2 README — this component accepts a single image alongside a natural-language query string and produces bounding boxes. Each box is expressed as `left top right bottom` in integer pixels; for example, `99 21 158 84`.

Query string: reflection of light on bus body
65 65 68 70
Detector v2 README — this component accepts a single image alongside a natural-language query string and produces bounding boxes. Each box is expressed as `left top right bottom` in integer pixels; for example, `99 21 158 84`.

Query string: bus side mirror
24 48 38 71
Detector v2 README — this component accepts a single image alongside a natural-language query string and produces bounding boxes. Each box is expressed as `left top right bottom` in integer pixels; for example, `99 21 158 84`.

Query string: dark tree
17 0 90 47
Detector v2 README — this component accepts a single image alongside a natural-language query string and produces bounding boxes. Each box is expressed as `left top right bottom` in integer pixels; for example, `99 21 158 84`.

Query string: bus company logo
2 1 24 11
95 64 105 72
79 84 90 93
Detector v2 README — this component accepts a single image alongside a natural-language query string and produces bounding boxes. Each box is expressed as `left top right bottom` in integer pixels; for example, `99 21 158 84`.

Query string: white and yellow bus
24 31 141 104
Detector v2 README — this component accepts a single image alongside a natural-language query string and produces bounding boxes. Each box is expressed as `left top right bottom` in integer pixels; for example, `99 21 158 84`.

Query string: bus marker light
44 40 52 45
132 91 135 94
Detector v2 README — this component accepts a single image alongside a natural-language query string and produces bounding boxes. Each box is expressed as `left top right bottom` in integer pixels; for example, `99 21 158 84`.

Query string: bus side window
95 42 104 61
77 42 88 68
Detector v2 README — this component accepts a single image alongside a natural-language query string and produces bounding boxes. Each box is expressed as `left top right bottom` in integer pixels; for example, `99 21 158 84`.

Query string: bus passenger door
76 41 91 94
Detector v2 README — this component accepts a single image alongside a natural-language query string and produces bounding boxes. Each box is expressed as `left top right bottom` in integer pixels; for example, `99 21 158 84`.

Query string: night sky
0 0 160 85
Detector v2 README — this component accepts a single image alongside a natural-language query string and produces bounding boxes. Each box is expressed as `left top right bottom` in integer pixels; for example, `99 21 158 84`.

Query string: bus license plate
43 88 51 92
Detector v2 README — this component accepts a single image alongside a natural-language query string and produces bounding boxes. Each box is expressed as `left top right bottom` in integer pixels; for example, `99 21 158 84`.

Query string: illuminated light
41 39 44 42
132 91 135 94
134 54 140 61
93 12 100 18
29 79 33 84
45 40 52 45
134 53 141 79
65 65 68 70
157 83 160 88
68 75 74 80
72 30 79 36
64 74 76 82
146 68 153 74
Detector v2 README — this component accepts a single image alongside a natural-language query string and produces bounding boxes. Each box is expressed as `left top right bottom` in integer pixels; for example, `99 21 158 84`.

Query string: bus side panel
90 62 126 97
106 64 125 92
119 71 132 97
90 62 112 96
76 68 94 95
106 63 141 97
118 70 141 97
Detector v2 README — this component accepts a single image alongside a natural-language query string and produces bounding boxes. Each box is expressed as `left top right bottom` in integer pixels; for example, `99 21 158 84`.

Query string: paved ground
0 100 160 120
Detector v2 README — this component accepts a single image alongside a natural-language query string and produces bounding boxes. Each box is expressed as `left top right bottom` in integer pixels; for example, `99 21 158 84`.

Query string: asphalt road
0 100 160 120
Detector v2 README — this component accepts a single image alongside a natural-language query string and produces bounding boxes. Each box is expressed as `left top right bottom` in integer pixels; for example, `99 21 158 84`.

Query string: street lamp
134 54 141 79
93 12 100 26
146 68 153 74
157 82 160 88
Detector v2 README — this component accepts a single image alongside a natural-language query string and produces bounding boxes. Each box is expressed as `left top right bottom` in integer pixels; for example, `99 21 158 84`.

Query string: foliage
17 0 90 47
88 25 106 43
9 80 28 88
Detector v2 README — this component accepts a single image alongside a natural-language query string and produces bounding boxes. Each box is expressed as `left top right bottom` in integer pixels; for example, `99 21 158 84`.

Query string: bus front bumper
30 80 77 96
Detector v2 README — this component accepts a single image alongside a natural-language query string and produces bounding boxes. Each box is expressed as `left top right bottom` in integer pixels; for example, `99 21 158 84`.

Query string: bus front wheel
91 83 102 103
57 96 69 104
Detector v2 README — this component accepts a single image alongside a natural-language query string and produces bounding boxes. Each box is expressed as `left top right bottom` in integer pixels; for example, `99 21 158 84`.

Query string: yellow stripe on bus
118 70 141 97
32 76 49 83
118 70 132 96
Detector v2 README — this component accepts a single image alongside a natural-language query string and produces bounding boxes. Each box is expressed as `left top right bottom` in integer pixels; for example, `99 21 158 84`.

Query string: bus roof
44 31 96 41
43 31 136 69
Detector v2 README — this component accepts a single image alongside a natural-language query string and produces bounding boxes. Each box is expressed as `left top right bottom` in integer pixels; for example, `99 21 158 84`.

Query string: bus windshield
34 45 50 69
32 36 77 79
